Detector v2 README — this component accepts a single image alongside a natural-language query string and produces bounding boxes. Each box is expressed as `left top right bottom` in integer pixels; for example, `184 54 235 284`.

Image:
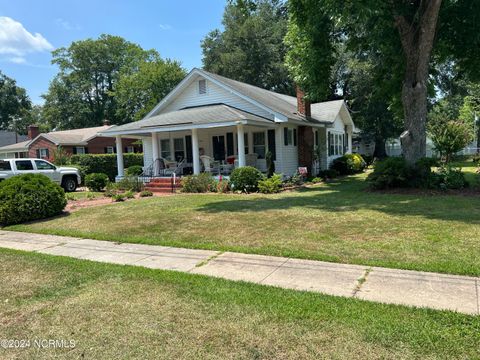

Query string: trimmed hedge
69 153 144 181
0 174 67 226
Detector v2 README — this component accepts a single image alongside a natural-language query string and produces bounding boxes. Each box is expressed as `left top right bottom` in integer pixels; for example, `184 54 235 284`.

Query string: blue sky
0 0 226 103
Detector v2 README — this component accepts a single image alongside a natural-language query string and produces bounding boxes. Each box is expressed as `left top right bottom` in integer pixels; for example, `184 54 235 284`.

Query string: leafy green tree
335 50 403 157
459 83 480 151
0 71 31 134
429 118 473 162
286 0 480 164
115 57 186 121
202 0 294 95
43 34 158 129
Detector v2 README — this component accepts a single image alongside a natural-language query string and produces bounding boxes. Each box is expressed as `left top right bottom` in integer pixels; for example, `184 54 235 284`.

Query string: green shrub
124 190 135 199
367 157 411 190
69 153 144 181
330 153 366 175
112 193 126 202
125 165 143 176
0 174 67 226
85 173 109 192
230 166 264 193
126 165 143 176
436 166 467 190
116 176 144 192
318 169 339 180
258 174 283 194
104 182 119 198
283 172 304 186
139 190 153 197
181 173 215 193
306 177 323 184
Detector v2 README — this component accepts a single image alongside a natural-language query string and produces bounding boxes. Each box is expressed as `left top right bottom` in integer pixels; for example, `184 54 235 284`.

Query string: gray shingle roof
199 68 345 124
0 139 31 152
39 125 112 145
101 104 273 134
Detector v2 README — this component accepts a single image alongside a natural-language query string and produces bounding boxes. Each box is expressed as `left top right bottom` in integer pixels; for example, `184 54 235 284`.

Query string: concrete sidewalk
0 230 478 315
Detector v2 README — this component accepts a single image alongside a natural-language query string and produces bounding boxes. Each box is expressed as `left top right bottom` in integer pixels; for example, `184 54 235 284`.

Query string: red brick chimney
27 125 40 140
296 86 311 117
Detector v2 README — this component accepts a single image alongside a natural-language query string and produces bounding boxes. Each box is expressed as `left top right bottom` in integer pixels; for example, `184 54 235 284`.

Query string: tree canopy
202 0 294 95
286 0 480 163
0 71 31 134
42 34 185 130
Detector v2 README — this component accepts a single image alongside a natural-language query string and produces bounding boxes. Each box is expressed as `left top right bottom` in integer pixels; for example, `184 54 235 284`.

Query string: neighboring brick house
0 123 142 159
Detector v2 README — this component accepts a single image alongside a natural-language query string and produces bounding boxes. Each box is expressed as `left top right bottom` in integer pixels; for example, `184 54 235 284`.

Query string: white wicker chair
200 155 220 173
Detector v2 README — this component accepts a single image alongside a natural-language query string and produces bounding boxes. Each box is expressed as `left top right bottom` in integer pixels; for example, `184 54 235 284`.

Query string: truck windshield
0 160 11 171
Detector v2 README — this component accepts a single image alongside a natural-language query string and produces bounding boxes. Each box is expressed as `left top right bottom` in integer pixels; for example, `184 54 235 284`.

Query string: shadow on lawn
198 176 480 224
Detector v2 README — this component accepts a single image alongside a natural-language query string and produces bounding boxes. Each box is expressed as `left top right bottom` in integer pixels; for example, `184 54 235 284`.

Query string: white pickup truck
0 158 81 192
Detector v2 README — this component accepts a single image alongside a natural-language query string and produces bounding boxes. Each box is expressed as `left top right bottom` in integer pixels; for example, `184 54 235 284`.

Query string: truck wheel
62 177 77 192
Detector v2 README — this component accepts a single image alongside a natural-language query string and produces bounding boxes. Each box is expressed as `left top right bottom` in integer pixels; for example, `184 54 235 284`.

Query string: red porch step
144 177 182 193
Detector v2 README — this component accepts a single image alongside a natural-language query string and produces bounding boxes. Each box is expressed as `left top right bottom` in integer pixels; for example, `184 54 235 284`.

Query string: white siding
278 125 298 176
161 77 273 120
143 137 153 168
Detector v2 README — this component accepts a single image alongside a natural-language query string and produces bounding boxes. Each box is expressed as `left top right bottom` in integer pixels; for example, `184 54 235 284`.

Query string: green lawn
8 169 480 276
1 249 478 359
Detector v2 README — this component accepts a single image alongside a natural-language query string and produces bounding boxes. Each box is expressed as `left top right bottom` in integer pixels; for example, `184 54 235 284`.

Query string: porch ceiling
100 104 275 136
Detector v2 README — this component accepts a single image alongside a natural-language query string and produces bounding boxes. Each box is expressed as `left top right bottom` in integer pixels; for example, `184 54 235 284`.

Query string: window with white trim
126 146 135 153
253 131 266 159
39 148 49 158
198 79 207 94
328 132 345 156
105 146 115 154
74 146 86 155
160 139 171 160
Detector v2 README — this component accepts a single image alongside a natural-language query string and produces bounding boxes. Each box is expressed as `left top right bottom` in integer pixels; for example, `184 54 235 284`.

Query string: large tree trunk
394 0 442 164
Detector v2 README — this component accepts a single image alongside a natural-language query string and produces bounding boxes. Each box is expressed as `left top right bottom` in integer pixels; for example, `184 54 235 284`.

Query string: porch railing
140 158 185 190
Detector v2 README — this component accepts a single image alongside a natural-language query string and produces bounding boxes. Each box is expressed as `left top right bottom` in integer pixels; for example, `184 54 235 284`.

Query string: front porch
114 122 280 179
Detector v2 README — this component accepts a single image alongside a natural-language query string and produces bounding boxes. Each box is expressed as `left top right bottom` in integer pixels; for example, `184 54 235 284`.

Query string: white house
101 68 355 179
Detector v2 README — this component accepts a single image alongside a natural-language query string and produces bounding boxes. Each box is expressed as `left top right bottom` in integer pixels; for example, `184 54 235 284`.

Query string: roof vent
198 79 207 94
103 119 111 126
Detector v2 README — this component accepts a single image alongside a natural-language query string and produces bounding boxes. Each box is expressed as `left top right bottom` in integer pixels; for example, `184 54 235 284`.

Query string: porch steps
144 177 182 194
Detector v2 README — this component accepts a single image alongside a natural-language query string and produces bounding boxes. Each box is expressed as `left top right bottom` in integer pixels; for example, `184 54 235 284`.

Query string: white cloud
8 56 26 64
158 23 172 30
0 17 53 58
55 18 81 31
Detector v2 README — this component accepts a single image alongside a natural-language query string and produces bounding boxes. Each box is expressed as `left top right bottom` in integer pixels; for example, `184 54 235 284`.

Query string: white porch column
347 126 353 153
237 124 246 167
115 135 124 178
151 132 160 176
192 128 200 174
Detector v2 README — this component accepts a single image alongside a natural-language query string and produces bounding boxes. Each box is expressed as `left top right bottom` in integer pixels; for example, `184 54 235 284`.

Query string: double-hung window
253 132 266 159
160 139 171 160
